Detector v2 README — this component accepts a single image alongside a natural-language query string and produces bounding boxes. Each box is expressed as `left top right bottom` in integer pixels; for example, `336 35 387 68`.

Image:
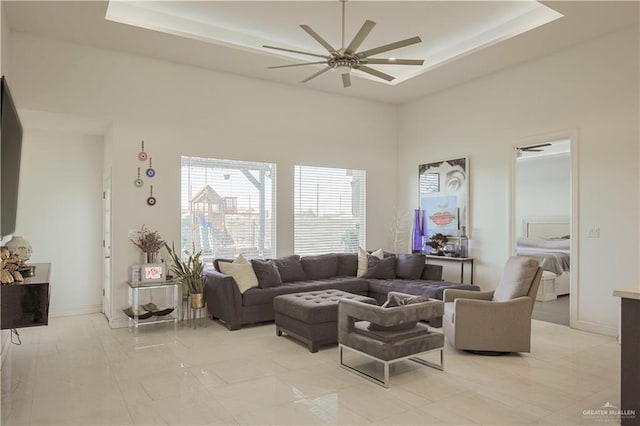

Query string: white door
102 173 112 321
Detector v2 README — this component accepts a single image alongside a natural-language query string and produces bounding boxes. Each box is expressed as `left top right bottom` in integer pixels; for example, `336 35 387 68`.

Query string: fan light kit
264 0 424 88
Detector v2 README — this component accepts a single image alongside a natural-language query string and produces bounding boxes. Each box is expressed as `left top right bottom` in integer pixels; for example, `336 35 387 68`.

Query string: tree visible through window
294 165 366 255
181 156 276 263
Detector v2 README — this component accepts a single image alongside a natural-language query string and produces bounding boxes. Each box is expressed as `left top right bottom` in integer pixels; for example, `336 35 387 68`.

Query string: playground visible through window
181 156 276 264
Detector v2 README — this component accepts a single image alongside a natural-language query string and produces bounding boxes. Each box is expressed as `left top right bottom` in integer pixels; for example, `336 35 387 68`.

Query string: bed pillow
274 255 306 283
357 247 384 278
395 253 426 280
218 254 259 294
251 259 282 288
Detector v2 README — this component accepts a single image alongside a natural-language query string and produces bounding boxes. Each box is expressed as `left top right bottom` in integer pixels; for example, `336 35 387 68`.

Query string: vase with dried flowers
130 225 165 264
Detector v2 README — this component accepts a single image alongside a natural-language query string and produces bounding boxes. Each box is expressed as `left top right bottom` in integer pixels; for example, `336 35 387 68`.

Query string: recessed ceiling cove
105 1 563 86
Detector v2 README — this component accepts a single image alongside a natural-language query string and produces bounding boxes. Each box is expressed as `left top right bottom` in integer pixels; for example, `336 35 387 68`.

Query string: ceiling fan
263 0 424 88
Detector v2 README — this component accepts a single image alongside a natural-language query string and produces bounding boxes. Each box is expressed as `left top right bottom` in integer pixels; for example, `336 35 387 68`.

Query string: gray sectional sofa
204 252 479 330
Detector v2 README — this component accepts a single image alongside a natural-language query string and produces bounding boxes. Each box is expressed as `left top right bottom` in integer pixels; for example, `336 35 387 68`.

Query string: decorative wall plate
147 185 156 206
146 157 155 178
138 140 148 161
134 168 144 187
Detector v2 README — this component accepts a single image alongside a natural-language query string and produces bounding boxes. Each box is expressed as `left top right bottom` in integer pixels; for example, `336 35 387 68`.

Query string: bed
517 217 570 301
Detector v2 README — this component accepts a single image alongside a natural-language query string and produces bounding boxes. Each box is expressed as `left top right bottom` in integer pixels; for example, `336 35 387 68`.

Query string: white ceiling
5 1 639 104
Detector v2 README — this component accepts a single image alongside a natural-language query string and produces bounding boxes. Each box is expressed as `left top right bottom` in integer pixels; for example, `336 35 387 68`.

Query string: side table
126 280 181 329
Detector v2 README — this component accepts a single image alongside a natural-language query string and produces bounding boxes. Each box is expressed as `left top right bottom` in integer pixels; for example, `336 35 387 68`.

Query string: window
181 156 276 262
294 165 366 255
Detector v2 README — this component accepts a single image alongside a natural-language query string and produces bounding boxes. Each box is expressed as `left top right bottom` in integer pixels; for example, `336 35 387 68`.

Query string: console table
425 256 474 284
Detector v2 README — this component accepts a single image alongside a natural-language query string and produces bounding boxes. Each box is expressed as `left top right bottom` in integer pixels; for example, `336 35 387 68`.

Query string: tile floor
532 295 570 326
1 314 620 425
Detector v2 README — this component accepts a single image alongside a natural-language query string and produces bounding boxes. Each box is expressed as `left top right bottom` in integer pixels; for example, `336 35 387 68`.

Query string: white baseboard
573 319 618 337
49 304 102 318
109 318 129 329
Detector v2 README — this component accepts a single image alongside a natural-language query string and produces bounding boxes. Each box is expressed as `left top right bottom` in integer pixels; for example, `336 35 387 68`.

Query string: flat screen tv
1 76 23 238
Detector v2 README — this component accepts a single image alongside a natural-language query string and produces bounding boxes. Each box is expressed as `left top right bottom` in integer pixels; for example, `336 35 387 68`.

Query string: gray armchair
338 293 445 387
442 256 542 353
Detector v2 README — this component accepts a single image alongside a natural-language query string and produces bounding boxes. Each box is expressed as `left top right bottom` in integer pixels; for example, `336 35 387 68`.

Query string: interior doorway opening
513 139 572 326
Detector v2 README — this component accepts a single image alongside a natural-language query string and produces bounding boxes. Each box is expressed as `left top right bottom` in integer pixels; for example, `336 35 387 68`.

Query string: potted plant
130 225 165 264
426 233 449 256
164 242 206 309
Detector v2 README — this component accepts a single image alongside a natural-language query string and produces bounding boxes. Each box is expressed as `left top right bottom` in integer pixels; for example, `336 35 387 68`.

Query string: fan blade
263 45 328 59
355 65 395 82
342 73 351 88
301 67 331 83
300 25 338 54
268 61 327 69
522 143 552 150
357 36 422 58
345 20 376 54
363 58 424 66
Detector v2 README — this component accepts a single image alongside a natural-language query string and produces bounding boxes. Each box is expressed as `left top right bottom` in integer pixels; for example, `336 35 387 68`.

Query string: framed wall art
418 157 469 238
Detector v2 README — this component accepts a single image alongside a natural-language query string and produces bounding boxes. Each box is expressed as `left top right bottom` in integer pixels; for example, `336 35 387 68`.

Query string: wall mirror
418 157 469 238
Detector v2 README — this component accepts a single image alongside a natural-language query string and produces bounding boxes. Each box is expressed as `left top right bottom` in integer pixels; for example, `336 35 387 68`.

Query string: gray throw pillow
274 255 306 283
364 256 396 279
251 259 282 288
369 292 428 332
395 254 426 280
337 253 358 276
301 254 338 280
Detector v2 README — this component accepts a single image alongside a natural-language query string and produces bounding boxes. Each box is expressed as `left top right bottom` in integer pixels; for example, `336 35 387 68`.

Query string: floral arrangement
130 225 165 254
426 233 449 254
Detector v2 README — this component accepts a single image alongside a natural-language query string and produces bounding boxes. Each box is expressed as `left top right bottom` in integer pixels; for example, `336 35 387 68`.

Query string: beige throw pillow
219 254 259 294
357 247 384 278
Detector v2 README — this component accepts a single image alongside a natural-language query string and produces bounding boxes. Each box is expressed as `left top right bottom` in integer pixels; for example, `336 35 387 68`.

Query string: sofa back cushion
493 256 540 302
301 254 338 280
395 254 426 280
337 253 358 276
274 255 307 283
364 256 396 279
421 263 443 281
251 259 282 288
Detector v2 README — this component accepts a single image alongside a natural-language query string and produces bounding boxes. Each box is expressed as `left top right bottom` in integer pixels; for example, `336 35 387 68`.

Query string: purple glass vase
411 209 422 253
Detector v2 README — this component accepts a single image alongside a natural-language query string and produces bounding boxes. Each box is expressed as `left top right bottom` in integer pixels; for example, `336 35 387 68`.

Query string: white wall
515 153 571 237
16 129 104 316
398 27 639 335
10 33 398 327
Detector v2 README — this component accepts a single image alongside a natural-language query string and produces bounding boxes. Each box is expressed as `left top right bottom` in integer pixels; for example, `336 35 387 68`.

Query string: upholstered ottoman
274 289 377 352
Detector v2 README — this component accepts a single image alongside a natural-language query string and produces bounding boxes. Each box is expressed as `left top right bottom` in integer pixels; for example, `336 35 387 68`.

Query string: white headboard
522 216 570 239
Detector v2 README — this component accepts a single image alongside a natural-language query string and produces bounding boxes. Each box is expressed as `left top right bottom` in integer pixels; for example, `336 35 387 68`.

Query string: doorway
102 172 112 321
512 138 574 326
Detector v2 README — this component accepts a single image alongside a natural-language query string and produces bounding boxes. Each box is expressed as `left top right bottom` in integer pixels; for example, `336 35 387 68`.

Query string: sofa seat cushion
367 279 480 300
242 278 369 307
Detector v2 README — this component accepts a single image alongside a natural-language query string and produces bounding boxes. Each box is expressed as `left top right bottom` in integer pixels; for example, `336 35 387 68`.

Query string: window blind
294 165 366 255
181 156 276 263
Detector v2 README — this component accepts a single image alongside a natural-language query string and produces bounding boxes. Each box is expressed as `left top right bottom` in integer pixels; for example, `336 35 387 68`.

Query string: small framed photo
140 263 165 282
130 265 142 282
